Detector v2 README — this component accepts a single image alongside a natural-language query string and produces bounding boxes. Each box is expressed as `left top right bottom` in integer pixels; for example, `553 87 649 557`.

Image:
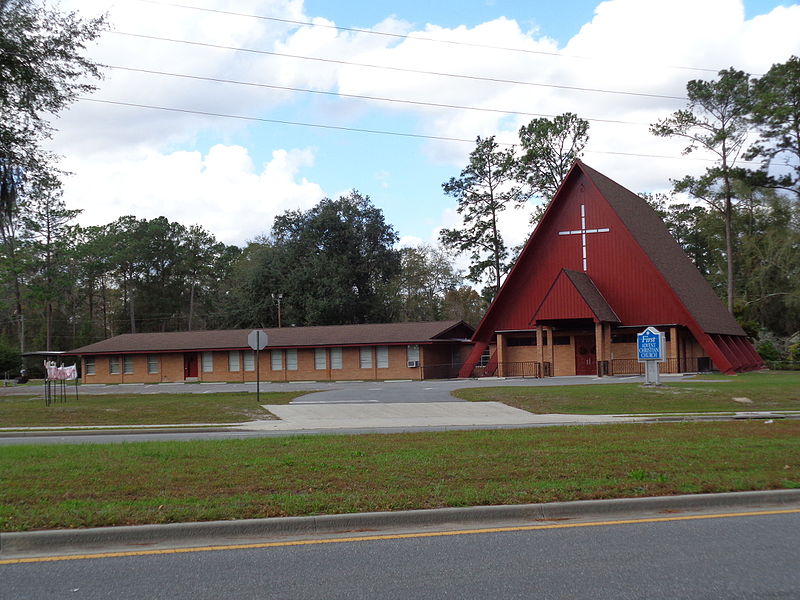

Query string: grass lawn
453 371 800 414
0 392 310 427
1 421 798 531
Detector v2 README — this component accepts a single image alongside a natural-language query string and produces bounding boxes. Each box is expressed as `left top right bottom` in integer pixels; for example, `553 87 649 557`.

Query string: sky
50 0 800 252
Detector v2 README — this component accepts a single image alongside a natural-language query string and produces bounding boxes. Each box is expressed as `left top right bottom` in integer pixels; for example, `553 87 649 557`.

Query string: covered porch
467 321 711 378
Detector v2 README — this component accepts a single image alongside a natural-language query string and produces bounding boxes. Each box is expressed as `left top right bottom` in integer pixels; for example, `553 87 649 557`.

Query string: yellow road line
2 508 799 565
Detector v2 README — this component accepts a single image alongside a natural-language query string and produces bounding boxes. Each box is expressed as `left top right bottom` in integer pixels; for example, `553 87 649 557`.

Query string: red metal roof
462 161 759 375
533 269 621 324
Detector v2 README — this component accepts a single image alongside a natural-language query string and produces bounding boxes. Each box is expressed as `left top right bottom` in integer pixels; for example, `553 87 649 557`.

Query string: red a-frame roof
461 161 761 375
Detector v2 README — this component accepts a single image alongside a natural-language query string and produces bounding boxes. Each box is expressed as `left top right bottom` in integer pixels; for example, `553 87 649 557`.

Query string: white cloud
61 144 324 245
46 0 800 253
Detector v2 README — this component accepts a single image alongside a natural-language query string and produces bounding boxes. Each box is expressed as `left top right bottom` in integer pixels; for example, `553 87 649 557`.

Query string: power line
110 31 689 102
131 0 722 75
78 97 479 143
105 64 647 126
78 96 769 166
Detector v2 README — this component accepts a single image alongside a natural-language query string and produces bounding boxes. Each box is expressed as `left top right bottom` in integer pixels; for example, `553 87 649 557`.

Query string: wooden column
496 333 505 377
536 325 544 369
670 326 679 373
595 322 604 376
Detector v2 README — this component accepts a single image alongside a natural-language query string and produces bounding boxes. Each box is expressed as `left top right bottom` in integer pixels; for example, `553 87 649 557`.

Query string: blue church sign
637 327 665 362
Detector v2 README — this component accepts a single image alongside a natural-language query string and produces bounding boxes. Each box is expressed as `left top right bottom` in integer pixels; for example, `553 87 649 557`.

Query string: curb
0 427 238 438
3 412 799 438
3 489 799 558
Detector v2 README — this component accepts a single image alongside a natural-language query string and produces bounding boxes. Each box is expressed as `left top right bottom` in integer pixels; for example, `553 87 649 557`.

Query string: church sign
637 327 665 362
637 327 665 385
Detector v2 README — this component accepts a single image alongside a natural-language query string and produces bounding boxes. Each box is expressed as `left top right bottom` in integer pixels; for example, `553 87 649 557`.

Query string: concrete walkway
240 401 649 431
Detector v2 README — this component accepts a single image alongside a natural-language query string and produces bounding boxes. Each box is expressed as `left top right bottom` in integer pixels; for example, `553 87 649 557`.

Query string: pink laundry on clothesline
44 362 78 380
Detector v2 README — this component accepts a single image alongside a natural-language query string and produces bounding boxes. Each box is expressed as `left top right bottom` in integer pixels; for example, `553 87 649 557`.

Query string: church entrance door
574 335 597 375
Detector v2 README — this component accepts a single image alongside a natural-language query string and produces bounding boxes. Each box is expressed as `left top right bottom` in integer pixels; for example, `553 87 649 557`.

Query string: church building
67 162 762 383
459 161 763 378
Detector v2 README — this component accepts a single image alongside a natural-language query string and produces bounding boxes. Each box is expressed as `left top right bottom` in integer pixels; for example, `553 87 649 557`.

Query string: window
330 347 342 370
271 350 283 370
376 345 389 369
109 356 121 375
85 357 96 375
477 348 490 367
147 355 159 374
315 348 327 370
407 344 420 362
507 336 536 346
123 355 134 374
553 337 571 346
243 350 255 371
612 334 636 344
228 351 240 372
202 352 213 373
360 347 373 369
286 349 298 371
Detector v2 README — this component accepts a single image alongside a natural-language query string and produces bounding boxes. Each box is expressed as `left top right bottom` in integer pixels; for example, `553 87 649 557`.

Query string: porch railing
464 361 542 378
610 357 712 375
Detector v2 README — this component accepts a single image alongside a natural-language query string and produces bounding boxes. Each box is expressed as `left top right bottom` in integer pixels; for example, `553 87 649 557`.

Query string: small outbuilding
459 161 763 378
68 320 474 384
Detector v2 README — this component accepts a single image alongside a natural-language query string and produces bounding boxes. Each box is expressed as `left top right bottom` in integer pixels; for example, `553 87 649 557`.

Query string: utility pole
272 293 283 328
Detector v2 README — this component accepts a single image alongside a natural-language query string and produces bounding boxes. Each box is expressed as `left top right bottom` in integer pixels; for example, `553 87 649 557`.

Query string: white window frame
228 351 240 372
330 347 342 370
109 356 121 375
271 350 283 370
360 347 373 369
315 348 327 370
286 349 298 371
202 352 213 373
123 355 134 374
85 357 96 375
147 355 159 374
407 344 420 362
376 345 389 369
243 350 255 372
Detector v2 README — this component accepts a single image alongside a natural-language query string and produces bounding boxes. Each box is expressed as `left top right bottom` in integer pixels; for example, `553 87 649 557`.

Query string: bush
0 346 22 375
756 340 782 362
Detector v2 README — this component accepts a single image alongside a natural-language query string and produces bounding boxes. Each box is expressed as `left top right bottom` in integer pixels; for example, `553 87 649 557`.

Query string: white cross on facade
558 204 610 272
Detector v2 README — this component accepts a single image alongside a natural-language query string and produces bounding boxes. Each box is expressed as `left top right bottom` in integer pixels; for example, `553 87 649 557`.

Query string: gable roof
472 160 743 339
69 320 473 355
460 161 759 375
532 269 620 324
578 162 743 336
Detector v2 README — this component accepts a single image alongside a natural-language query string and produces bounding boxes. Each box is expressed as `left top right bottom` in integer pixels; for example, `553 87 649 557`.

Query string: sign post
637 326 665 386
247 329 268 403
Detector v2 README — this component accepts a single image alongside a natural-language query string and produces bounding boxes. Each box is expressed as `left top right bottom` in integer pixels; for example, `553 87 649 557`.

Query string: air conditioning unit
407 360 419 368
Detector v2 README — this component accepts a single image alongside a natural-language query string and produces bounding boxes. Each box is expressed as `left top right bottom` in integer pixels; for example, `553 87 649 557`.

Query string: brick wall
80 343 466 384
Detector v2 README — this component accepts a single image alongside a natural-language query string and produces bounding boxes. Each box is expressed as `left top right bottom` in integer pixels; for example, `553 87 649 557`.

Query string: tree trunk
725 200 735 313
101 278 108 337
87 278 95 339
722 164 735 314
188 281 195 330
129 293 136 334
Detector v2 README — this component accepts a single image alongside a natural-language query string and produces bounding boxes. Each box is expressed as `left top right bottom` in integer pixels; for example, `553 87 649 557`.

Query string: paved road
3 508 798 599
0 374 770 446
0 374 659 400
